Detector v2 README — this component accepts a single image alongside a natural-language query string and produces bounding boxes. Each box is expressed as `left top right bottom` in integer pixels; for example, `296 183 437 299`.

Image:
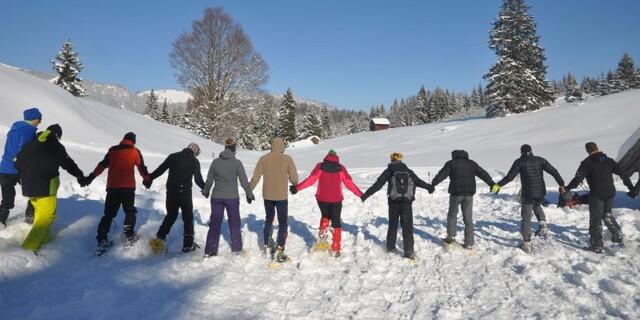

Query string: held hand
289 185 298 195
360 194 368 202
201 189 210 198
427 185 435 194
628 189 639 199
247 194 255 204
491 184 501 194
559 186 566 194
143 179 153 189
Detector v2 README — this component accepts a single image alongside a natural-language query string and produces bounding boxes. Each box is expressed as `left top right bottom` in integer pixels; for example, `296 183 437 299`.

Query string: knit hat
520 144 532 155
225 138 237 153
47 124 63 140
187 143 201 157
585 142 598 154
23 107 42 121
328 149 337 156
123 132 136 144
390 152 403 162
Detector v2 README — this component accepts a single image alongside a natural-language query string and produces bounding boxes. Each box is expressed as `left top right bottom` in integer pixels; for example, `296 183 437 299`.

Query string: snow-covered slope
137 89 193 104
1 63 639 319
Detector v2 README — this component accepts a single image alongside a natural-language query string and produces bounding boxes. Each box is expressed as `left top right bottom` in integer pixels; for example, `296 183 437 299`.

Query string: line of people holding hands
2 107 638 259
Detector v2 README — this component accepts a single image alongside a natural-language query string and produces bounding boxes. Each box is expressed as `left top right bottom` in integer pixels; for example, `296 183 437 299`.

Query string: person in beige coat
250 137 298 262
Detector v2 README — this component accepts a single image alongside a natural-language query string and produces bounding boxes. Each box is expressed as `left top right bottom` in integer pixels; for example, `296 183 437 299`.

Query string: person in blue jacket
0 107 42 226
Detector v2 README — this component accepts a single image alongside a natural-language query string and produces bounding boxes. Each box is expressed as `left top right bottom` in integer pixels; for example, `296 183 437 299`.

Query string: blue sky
1 0 639 110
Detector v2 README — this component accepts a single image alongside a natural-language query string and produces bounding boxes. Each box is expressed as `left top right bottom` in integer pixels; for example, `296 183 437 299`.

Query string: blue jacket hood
0 121 37 174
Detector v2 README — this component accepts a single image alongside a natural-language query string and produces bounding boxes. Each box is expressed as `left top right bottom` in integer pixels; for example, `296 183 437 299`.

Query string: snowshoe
181 243 200 253
442 237 463 251
584 246 604 254
96 239 114 256
520 241 532 254
611 232 624 243
442 236 455 244
149 238 167 255
312 239 331 252
122 233 140 247
274 247 289 263
330 250 341 258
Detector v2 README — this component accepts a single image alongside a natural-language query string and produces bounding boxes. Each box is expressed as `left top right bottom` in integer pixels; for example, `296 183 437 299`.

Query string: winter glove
360 194 368 202
289 185 298 195
143 179 153 189
427 185 435 194
201 189 210 198
78 173 95 187
491 184 501 194
246 194 255 204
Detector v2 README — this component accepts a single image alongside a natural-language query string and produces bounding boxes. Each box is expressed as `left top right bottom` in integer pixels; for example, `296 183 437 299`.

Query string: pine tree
415 85 431 123
563 72 583 102
277 88 297 144
484 0 554 118
160 99 170 123
51 39 86 97
299 112 323 139
320 105 332 138
616 53 637 90
144 89 160 120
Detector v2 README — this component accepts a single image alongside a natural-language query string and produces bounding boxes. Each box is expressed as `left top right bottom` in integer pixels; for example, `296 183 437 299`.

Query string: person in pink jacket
290 150 363 256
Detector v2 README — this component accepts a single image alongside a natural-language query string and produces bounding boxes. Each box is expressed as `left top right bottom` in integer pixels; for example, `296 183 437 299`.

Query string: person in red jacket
81 132 150 252
290 149 363 256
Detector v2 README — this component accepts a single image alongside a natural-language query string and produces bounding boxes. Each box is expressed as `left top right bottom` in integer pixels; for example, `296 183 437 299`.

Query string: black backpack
389 171 415 201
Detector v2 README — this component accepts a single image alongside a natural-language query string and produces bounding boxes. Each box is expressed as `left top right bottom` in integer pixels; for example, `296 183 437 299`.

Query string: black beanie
585 142 598 154
47 124 63 140
520 144 532 155
123 132 136 144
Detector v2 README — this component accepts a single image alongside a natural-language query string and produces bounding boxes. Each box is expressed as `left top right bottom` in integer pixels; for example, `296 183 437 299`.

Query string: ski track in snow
1 168 639 320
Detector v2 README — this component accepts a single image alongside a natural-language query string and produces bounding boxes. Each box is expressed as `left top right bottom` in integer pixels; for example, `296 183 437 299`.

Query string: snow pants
388 200 414 257
0 173 34 223
205 198 242 255
447 195 474 246
521 198 545 242
318 201 342 252
589 196 621 248
22 196 56 251
263 200 288 249
97 190 136 241
157 190 194 248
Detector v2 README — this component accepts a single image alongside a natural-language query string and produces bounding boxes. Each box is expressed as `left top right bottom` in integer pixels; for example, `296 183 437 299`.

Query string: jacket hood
388 160 409 172
589 151 607 162
9 120 33 132
271 137 285 153
451 150 469 160
36 130 56 143
219 148 236 159
120 139 135 146
323 154 340 164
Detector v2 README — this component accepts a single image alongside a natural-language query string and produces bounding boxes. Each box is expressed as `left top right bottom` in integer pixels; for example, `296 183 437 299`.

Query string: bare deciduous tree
170 7 268 141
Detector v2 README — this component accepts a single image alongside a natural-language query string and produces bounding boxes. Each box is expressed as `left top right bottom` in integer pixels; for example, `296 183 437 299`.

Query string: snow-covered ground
1 64 639 319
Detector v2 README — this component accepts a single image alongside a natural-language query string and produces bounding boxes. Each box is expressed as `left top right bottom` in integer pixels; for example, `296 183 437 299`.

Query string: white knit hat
187 143 201 157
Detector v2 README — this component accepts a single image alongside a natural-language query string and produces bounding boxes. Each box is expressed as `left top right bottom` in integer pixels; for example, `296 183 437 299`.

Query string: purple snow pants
204 198 242 256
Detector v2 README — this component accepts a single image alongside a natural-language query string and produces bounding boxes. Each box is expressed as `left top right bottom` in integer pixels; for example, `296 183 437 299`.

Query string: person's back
0 121 38 175
250 137 298 201
576 152 623 200
162 148 204 192
208 148 251 199
434 150 493 196
101 138 146 190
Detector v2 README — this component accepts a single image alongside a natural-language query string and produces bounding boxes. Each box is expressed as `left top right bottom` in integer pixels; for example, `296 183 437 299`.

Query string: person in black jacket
14 124 86 251
146 143 205 253
360 152 434 260
495 144 565 253
431 150 496 249
566 142 634 253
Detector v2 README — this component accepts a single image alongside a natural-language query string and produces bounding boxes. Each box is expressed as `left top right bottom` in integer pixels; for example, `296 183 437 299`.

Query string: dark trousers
0 173 34 221
264 200 288 248
521 198 545 242
589 197 620 248
318 201 342 229
447 196 474 246
388 200 414 257
97 190 136 241
205 198 242 255
157 190 194 247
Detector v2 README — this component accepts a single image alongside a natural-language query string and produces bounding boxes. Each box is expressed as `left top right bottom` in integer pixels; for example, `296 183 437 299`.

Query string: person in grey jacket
202 138 254 257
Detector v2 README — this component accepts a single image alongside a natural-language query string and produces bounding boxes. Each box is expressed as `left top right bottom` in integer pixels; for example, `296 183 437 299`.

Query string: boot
535 221 549 238
0 208 9 226
24 203 34 225
318 217 330 240
149 238 167 254
442 236 455 244
611 232 624 243
331 227 342 256
274 246 289 263
182 243 200 253
520 241 532 253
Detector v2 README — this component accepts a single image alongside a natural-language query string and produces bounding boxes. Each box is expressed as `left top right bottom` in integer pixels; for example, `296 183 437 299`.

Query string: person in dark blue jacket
0 107 42 225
